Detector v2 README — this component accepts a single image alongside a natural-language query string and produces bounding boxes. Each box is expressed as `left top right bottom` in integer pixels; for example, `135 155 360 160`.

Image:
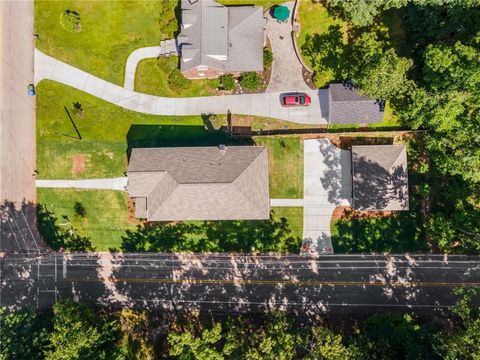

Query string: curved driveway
34 49 328 124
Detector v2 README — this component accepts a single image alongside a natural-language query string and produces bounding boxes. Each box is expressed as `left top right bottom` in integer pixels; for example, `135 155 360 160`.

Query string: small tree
59 10 81 33
239 72 262 90
219 74 235 90
72 102 84 118
73 201 87 217
263 48 274 70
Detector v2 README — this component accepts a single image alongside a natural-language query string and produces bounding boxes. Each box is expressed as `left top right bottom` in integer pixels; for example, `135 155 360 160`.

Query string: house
126 146 270 221
351 145 409 211
177 0 265 79
328 83 385 124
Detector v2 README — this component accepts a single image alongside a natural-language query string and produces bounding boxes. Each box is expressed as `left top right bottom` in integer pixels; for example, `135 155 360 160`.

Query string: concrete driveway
35 49 328 124
302 139 351 254
265 2 310 92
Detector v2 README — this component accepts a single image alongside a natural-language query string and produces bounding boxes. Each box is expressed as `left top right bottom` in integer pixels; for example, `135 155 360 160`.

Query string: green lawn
297 1 347 79
37 190 303 252
254 137 303 198
135 57 220 97
35 0 177 85
37 188 137 251
272 207 303 240
36 80 234 179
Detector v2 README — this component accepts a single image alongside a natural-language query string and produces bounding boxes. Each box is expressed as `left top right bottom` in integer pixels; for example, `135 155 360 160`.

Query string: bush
263 48 273 69
168 69 189 90
59 10 80 33
220 74 235 90
74 201 87 217
239 72 262 90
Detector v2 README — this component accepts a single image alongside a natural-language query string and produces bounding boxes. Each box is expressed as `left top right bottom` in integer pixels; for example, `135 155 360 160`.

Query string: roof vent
219 144 227 153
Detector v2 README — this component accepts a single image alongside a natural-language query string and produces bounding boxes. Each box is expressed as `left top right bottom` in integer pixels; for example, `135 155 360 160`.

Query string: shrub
263 48 273 69
59 10 80 33
239 72 262 90
220 74 235 90
168 69 189 91
74 201 87 217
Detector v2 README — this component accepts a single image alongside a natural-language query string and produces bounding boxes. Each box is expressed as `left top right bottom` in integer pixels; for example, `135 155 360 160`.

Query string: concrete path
302 139 352 255
124 40 177 90
266 2 310 93
270 199 304 207
35 177 128 191
35 49 327 124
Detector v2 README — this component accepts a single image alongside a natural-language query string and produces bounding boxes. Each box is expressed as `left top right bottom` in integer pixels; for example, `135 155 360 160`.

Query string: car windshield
299 96 305 104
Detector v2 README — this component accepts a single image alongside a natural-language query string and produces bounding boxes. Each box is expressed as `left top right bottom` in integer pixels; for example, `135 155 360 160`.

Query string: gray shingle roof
178 0 264 73
127 146 270 221
352 145 409 211
328 83 384 124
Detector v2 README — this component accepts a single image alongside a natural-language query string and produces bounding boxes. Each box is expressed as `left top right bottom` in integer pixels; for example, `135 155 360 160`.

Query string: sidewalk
36 177 128 191
35 49 328 125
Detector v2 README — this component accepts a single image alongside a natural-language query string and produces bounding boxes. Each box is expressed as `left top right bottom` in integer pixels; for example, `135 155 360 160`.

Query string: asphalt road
2 253 479 314
0 0 42 253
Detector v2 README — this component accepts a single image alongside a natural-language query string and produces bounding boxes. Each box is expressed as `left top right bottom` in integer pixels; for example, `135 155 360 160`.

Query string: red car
281 93 311 107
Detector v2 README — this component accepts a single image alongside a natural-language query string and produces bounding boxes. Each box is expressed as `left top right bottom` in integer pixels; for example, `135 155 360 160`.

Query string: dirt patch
105 152 114 159
72 154 86 175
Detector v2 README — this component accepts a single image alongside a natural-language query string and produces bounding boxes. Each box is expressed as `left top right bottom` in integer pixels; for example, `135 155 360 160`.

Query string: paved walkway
35 178 128 191
302 139 352 255
270 198 304 207
124 40 177 90
35 49 327 124
266 2 310 92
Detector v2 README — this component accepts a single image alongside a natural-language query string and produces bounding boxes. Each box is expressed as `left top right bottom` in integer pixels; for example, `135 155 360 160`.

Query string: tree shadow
118 210 301 254
125 124 252 160
36 204 93 252
301 25 348 83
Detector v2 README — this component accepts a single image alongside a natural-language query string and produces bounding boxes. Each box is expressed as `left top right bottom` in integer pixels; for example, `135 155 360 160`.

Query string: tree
427 213 456 252
263 48 274 70
304 327 352 360
45 300 120 360
168 322 224 360
353 313 435 359
239 72 262 91
0 307 48 360
355 49 414 99
219 74 235 91
434 288 480 360
73 201 87 217
59 10 80 33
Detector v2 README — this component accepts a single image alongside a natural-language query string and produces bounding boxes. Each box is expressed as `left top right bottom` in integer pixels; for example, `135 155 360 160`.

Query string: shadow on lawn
115 210 301 253
126 124 253 159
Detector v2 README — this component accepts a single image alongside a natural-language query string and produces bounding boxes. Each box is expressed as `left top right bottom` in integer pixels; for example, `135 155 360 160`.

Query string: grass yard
36 80 235 179
37 188 137 251
37 191 303 252
297 0 347 82
135 57 220 97
35 0 177 85
272 207 303 240
254 137 303 198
